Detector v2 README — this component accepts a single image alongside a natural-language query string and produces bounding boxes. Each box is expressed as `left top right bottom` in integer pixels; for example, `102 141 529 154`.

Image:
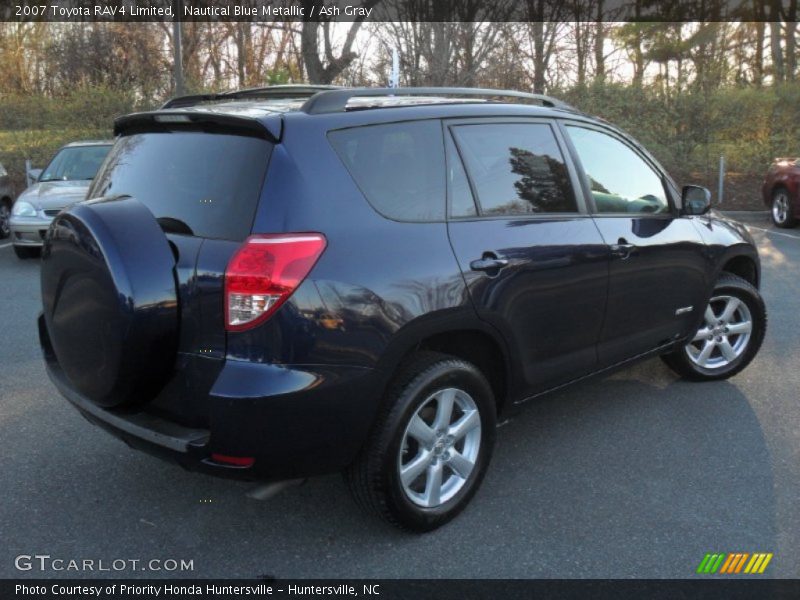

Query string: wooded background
2 4 800 208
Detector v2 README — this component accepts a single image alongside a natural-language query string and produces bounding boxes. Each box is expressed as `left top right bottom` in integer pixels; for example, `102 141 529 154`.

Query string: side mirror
681 185 711 216
26 168 42 186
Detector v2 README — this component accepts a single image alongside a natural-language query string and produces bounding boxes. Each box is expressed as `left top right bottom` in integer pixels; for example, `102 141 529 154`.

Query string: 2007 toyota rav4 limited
39 86 766 531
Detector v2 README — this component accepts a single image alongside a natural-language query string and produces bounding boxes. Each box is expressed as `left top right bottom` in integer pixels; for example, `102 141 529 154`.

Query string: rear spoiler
114 111 281 142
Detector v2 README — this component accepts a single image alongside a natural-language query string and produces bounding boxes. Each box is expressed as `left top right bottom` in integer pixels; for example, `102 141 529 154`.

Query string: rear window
328 120 445 221
89 132 271 241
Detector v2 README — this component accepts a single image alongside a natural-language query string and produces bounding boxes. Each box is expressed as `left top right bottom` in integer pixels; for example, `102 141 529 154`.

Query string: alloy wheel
398 387 482 508
773 192 790 225
685 295 753 369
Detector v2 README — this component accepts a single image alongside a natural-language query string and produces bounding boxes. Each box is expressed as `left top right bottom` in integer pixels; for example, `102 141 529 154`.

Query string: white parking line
745 224 800 241
0 242 12 249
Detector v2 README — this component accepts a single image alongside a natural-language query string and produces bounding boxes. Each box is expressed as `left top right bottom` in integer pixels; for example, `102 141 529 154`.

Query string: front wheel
13 245 41 260
771 188 797 228
346 351 496 532
662 273 766 381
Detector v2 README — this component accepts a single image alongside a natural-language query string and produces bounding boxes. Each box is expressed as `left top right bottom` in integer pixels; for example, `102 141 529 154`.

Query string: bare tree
372 0 511 87
520 0 570 93
301 0 380 84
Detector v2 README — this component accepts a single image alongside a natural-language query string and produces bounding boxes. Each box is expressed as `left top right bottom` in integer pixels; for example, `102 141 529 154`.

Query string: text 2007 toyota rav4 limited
39 86 766 531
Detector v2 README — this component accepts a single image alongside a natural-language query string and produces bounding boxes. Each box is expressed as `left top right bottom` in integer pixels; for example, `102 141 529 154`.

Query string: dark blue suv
38 86 766 531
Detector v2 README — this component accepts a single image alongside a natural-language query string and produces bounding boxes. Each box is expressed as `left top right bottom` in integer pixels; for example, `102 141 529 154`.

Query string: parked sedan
762 157 800 228
10 141 112 259
0 162 14 239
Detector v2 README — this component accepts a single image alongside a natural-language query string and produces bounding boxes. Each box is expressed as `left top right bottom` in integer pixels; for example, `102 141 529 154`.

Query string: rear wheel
0 200 10 238
13 245 40 260
346 351 496 532
771 188 797 228
662 273 766 381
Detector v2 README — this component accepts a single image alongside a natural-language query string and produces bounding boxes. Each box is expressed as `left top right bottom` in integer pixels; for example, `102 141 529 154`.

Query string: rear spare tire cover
41 196 178 408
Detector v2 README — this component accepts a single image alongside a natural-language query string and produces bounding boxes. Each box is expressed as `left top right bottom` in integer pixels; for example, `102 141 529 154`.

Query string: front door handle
610 239 636 260
470 256 509 272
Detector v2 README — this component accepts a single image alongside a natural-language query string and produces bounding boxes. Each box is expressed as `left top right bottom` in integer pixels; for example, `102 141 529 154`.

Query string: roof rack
161 84 342 109
300 87 577 115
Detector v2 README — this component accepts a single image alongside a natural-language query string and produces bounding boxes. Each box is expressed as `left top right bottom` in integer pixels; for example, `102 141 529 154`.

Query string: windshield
88 132 271 241
40 145 112 182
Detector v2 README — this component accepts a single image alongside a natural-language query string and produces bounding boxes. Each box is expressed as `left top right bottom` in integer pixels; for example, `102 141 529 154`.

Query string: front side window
566 126 669 215
450 123 577 216
40 145 111 182
328 120 445 221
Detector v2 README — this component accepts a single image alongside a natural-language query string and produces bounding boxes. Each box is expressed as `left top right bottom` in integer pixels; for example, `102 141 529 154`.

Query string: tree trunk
301 9 371 84
532 21 546 93
575 22 586 87
770 0 785 83
755 20 765 86
786 0 797 81
594 2 605 83
632 2 644 87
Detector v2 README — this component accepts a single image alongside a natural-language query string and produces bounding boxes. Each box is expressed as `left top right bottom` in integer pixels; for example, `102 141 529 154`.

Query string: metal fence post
717 155 725 205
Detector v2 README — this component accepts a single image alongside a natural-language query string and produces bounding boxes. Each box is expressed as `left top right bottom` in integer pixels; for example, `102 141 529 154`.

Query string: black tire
662 273 766 381
13 245 40 260
771 188 797 228
346 351 496 532
0 200 10 239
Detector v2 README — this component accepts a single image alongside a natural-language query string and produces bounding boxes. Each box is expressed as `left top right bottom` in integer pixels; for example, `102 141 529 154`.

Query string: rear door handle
610 239 636 260
470 256 509 272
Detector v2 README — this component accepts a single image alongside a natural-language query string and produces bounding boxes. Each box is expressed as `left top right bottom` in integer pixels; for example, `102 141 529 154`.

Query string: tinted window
89 132 271 241
329 121 445 221
451 123 576 215
40 145 111 182
566 126 669 214
446 134 477 217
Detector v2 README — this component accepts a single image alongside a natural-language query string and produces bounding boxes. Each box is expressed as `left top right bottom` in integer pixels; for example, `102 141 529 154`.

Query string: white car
10 141 112 259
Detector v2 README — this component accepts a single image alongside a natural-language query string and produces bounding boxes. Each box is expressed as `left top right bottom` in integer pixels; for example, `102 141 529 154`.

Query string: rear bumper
46 362 216 471
39 315 381 481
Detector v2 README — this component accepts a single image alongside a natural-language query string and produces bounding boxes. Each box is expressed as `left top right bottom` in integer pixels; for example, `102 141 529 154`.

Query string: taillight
210 453 255 467
224 233 327 332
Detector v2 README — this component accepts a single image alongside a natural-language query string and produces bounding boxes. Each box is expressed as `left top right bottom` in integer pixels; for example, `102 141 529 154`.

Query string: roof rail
300 87 576 115
161 84 342 109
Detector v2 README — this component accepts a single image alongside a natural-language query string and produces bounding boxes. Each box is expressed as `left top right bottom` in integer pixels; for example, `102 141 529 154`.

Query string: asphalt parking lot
1 212 799 579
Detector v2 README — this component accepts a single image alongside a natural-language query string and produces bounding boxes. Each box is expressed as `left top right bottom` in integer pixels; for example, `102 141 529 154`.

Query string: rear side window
451 123 577 215
328 120 445 221
89 132 271 241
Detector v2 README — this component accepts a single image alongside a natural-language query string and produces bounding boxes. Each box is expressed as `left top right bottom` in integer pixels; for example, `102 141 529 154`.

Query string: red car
762 157 800 228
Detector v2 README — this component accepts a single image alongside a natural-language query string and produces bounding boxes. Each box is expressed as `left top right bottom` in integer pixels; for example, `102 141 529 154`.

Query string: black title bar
3 579 800 600
1 0 794 23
